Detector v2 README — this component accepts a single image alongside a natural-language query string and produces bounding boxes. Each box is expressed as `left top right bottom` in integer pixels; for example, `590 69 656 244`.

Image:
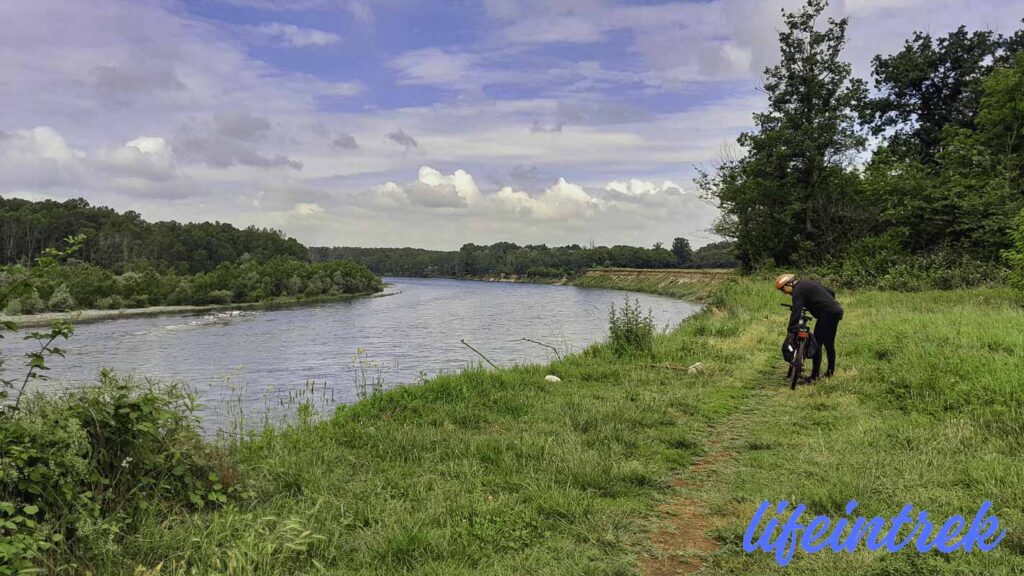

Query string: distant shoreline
1 290 395 328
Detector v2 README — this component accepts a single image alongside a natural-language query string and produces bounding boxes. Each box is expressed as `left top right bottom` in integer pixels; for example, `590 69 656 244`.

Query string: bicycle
781 303 815 390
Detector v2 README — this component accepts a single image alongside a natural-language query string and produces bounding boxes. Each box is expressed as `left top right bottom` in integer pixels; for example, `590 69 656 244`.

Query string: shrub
608 296 656 357
818 237 1007 291
286 275 305 296
10 289 45 315
1005 209 1024 292
0 372 232 571
167 282 193 306
2 299 22 316
47 284 77 312
206 289 233 305
95 295 126 310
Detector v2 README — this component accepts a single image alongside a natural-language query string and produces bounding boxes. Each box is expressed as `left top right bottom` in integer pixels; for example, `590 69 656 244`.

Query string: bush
206 289 233 305
608 296 656 357
1005 209 1024 292
167 282 193 306
818 237 1007 291
95 295 126 310
0 372 233 572
2 299 22 316
8 289 45 315
46 284 77 312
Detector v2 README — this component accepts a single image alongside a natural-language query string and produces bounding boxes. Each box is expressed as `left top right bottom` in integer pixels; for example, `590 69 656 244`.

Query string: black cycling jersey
788 280 843 332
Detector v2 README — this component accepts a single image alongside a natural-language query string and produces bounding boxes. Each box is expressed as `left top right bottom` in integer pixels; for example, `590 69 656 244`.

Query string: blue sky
1 0 1022 248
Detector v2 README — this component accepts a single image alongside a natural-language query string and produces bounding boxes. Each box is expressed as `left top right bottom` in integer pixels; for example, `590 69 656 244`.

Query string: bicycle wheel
790 339 806 390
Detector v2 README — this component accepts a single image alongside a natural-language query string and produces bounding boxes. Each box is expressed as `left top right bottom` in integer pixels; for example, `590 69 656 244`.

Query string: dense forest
0 197 308 273
0 198 382 314
699 1 1024 290
310 239 737 278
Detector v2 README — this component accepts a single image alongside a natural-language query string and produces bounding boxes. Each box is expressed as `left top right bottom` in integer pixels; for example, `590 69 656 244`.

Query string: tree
939 51 1024 257
864 26 1012 164
864 50 1024 259
698 0 867 268
671 237 693 267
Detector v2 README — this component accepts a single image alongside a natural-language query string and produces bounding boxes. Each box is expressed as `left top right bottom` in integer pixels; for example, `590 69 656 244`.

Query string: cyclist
775 273 844 382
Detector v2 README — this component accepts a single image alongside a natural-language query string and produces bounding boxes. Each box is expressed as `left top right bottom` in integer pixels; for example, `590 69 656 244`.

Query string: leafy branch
1 234 85 410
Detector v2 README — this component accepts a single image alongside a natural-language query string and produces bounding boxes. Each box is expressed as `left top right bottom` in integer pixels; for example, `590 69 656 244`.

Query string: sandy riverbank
1 290 396 328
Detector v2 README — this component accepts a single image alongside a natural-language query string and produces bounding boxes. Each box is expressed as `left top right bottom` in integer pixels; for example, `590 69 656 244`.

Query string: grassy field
98 275 1021 575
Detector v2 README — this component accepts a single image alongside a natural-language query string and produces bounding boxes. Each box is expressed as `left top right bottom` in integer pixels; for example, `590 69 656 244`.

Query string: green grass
88 275 1023 575
699 285 1024 575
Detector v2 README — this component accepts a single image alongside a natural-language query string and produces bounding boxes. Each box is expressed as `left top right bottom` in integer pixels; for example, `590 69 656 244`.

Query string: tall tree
863 47 1024 259
671 237 693 267
864 26 1011 164
699 0 867 268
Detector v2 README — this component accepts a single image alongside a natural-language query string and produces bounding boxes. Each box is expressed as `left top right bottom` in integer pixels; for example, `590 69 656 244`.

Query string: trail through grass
645 283 1024 575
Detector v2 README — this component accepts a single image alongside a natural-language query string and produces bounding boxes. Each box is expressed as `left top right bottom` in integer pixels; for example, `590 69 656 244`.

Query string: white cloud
418 166 482 206
390 48 479 87
605 179 684 196
0 127 86 189
250 22 341 47
371 166 694 223
373 166 481 209
313 165 721 248
291 202 326 215
95 136 176 181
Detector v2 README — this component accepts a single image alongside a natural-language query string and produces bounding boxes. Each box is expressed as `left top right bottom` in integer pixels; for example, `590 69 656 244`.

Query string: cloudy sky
1 0 1021 249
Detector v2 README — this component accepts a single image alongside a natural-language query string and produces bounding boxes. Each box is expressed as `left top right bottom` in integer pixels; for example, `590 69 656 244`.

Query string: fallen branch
460 339 499 369
517 337 562 359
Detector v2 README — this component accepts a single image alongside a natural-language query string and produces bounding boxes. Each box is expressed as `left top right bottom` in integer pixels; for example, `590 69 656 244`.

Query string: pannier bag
781 331 818 363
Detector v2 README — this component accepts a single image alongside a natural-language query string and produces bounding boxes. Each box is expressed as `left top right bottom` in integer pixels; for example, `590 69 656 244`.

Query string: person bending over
775 273 844 382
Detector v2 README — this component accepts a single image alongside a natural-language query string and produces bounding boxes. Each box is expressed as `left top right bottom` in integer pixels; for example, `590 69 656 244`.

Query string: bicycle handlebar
780 302 813 321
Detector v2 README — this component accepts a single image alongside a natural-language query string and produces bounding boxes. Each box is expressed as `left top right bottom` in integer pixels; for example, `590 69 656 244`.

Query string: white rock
687 362 705 375
544 375 562 383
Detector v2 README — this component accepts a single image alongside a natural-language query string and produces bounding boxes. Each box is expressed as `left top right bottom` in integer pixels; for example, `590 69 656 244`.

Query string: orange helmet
774 273 796 291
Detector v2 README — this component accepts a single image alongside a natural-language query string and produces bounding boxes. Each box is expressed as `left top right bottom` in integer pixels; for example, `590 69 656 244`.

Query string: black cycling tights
811 314 841 378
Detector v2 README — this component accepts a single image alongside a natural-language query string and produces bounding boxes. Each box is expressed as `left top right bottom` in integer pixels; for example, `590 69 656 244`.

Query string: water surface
10 278 699 430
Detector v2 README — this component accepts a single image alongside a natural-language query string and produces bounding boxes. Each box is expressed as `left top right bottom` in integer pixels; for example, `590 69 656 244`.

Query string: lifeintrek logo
744 500 1006 566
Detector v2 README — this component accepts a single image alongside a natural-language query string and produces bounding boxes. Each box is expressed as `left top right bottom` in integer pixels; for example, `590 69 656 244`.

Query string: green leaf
22 505 38 515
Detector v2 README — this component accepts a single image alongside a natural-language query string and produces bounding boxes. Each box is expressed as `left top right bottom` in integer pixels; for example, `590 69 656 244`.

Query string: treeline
0 198 383 315
310 239 737 278
700 0 1024 290
0 197 308 273
2 258 382 315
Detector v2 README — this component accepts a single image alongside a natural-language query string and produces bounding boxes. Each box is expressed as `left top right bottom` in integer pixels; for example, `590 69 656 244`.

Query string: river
8 277 700 432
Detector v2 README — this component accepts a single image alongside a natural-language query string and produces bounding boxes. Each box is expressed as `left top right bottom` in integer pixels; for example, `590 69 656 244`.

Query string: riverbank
46 274 1024 574
1 290 395 328
461 267 732 300
571 268 731 299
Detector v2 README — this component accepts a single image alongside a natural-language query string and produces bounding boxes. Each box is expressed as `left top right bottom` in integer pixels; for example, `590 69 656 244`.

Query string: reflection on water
9 277 699 431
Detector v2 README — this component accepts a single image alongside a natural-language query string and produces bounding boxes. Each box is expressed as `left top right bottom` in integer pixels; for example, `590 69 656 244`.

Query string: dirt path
641 391 768 575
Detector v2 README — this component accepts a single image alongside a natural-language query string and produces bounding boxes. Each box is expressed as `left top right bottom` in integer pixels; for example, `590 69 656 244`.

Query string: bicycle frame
781 303 814 389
